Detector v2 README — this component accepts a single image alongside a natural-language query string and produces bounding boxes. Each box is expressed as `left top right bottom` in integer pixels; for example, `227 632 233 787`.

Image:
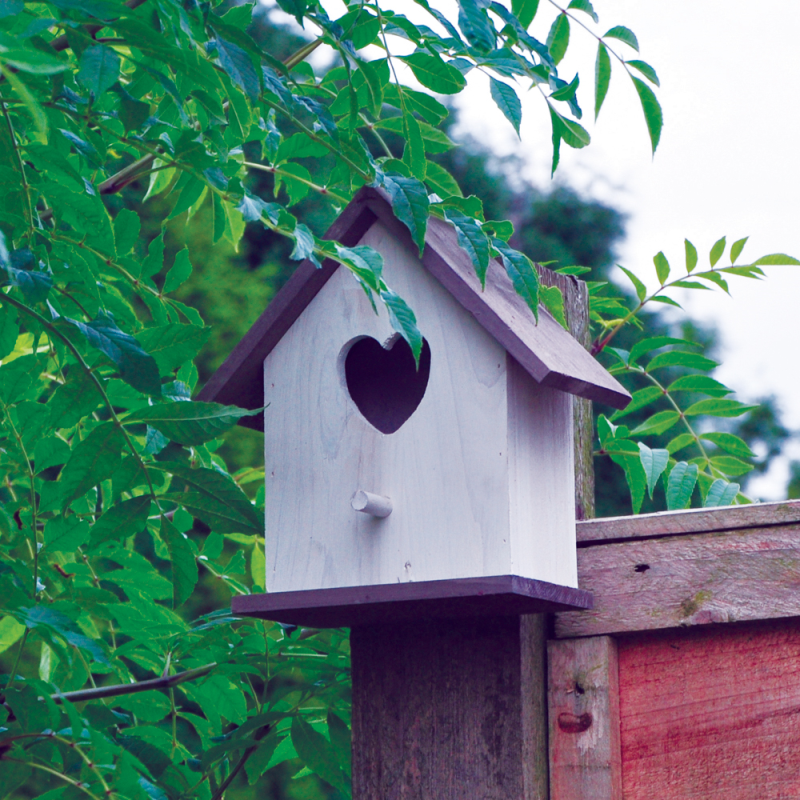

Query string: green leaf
163 248 192 294
425 162 462 198
609 450 646 514
700 432 755 459
77 45 120 98
666 462 698 510
214 36 260 102
631 410 680 436
141 230 165 279
638 442 669 499
594 42 611 119
667 375 731 397
48 369 103 429
550 106 590 148
752 253 800 266
494 238 539 319
402 111 427 180
683 398 757 418
710 455 753 478
628 336 690 365
44 184 115 257
125 401 261 446
490 78 522 135
67 312 161 395
380 289 424 364
610 386 662 420
160 516 198 608
292 717 349 793
89 495 152 547
400 53 466 94
704 479 740 507
626 59 659 86
617 265 646 302
666 433 696 455
59 422 126 507
653 251 670 285
512 0 539 28
444 209 490 286
155 462 264 535
457 0 496 52
114 208 141 256
647 350 718 372
0 354 40 404
709 236 726 266
684 239 698 272
631 76 662 153
381 173 429 255
604 25 639 51
43 516 90 552
0 616 25 654
568 0 597 22
546 13 570 65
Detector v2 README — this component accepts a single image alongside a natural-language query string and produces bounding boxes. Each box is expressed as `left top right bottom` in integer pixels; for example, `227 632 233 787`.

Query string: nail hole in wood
343 335 431 434
574 682 585 695
634 563 650 573
557 712 592 734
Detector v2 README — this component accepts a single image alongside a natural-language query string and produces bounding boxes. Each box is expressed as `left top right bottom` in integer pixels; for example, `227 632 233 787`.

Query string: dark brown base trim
231 575 593 628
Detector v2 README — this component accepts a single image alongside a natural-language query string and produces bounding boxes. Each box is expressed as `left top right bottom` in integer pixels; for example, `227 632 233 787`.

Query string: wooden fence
548 498 800 800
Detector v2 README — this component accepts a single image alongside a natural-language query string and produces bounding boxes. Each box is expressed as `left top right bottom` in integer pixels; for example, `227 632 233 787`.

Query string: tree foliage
0 0 796 797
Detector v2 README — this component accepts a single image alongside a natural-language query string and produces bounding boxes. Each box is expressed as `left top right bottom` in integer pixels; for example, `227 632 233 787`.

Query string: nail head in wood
351 490 392 518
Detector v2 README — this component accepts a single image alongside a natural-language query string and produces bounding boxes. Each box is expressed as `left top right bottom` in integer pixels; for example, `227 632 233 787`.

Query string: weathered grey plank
548 636 621 800
576 499 800 543
556 524 800 638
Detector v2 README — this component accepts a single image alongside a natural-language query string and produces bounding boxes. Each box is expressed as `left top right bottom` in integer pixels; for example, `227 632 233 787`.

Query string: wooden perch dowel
351 490 392 518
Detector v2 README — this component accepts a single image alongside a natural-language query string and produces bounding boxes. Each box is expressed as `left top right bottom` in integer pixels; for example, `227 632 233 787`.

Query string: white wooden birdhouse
200 187 630 626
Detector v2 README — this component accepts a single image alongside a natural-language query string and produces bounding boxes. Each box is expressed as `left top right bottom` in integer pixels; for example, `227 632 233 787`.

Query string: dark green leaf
161 516 198 608
490 78 522 134
43 516 90 552
445 209 490 286
155 463 264 535
67 312 161 395
617 265 646 302
214 36 260 101
163 248 192 294
381 173 429 255
402 111 427 180
0 354 40 404
494 238 539 319
400 53 466 94
604 25 639 51
609 450 646 514
380 289 423 364
336 244 383 291
709 236 726 267
628 336 691 365
141 230 164 279
631 76 662 153
647 350 718 372
125 401 261 445
114 208 141 256
666 433 695 455
425 161 462 198
594 42 610 119
610 386 662 420
292 717 348 793
6 265 52 303
666 462 698 510
638 442 669 498
540 285 567 329
89 495 151 547
667 375 731 397
457 0 496 52
48 369 102 429
58 422 126 506
77 44 119 98
710 455 753 477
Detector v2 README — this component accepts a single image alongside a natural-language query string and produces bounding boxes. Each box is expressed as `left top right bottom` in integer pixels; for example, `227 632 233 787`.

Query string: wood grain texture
555 523 800 638
548 637 621 800
576 499 800 543
351 615 549 800
263 219 578 592
537 268 594 521
230 575 592 628
618 619 800 800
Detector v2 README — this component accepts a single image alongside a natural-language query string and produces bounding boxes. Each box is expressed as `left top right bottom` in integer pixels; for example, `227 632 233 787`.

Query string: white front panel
264 221 511 591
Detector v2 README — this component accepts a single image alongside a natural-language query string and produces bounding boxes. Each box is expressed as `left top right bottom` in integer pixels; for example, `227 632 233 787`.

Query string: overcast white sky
452 1 800 499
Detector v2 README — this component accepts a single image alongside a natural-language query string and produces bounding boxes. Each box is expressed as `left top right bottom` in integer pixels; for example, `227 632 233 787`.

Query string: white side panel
264 221 511 591
507 356 578 587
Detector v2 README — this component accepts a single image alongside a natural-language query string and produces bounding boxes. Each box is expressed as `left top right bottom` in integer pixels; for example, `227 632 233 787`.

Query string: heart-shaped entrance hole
344 336 431 434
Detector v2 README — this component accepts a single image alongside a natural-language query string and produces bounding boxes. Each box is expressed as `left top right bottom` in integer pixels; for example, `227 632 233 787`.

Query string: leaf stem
0 85 35 237
244 162 348 204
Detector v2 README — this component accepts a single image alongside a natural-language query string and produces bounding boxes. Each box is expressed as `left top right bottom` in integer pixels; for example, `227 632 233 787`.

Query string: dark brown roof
198 186 630 430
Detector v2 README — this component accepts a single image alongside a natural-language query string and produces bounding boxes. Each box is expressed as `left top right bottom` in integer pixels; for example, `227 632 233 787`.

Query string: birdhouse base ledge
231 575 592 628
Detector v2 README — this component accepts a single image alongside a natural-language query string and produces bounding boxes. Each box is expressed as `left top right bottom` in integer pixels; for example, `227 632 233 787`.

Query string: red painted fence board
618 619 800 800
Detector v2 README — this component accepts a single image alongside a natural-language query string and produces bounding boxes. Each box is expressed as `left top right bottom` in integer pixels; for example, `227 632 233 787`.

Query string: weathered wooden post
199 187 629 798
